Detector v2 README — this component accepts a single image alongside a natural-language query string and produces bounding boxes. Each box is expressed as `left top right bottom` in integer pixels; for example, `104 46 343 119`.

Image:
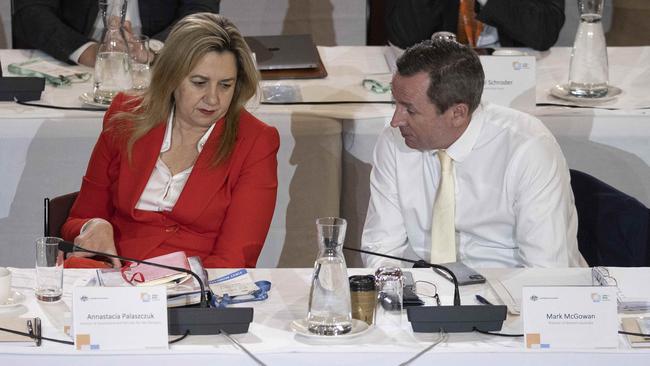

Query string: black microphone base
167 307 254 335
407 305 507 333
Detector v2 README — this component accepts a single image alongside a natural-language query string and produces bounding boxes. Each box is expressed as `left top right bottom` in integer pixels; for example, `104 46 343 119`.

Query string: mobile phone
402 271 424 307
433 262 486 286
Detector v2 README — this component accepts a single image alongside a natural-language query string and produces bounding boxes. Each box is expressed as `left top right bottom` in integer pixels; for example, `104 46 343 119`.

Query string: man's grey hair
396 39 484 114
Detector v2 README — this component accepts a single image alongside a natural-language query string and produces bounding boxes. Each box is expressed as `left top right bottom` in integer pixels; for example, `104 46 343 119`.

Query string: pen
475 294 493 306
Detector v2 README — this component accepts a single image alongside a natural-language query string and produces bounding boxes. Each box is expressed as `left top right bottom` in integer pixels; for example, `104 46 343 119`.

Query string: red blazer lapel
118 123 166 216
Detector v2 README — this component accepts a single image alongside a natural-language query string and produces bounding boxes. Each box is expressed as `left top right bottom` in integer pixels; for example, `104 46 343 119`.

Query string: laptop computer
244 34 320 71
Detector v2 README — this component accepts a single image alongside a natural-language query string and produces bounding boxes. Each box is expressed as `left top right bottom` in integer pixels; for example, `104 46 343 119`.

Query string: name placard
72 286 168 351
479 55 536 111
523 286 618 349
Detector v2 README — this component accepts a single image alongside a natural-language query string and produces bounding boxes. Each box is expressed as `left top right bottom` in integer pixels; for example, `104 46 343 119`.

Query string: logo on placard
530 295 539 302
512 61 530 70
591 293 601 302
80 296 89 302
140 292 161 302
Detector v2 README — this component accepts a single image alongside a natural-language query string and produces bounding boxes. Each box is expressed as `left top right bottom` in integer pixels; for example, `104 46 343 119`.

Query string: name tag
480 55 536 111
72 286 168 351
523 286 618 349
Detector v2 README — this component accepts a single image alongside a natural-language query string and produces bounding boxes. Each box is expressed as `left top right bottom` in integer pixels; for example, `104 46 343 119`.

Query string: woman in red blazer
62 13 279 268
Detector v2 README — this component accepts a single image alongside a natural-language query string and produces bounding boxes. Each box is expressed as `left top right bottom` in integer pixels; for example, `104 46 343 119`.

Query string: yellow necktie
430 150 456 263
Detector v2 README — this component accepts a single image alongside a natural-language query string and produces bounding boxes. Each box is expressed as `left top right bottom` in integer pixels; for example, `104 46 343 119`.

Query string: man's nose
390 107 406 128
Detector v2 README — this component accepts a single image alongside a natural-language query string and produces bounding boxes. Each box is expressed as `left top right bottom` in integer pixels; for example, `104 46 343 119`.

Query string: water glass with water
307 217 352 336
568 0 609 98
130 35 153 90
374 266 404 327
35 237 64 302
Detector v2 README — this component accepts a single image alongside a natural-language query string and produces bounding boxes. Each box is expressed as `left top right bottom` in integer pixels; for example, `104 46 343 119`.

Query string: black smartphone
402 271 424 307
433 262 486 286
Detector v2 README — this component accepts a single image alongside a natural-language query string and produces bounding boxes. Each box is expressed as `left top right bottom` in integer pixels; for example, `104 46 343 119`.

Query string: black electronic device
0 61 45 101
58 240 253 335
433 261 486 286
402 271 424 307
343 246 506 333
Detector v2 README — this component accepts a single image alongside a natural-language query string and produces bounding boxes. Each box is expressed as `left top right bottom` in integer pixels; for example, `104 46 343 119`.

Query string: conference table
1 46 649 268
0 267 649 365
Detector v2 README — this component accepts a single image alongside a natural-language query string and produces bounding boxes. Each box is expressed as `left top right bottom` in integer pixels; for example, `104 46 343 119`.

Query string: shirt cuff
69 42 97 64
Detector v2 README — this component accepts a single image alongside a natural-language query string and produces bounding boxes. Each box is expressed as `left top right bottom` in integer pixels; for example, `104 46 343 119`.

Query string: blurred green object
8 58 90 87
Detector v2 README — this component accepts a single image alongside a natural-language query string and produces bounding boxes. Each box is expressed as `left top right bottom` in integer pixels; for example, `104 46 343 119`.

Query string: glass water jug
306 217 353 335
568 0 609 98
93 0 132 104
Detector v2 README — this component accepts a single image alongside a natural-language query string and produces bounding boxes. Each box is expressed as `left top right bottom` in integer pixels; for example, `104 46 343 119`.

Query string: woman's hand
72 218 122 268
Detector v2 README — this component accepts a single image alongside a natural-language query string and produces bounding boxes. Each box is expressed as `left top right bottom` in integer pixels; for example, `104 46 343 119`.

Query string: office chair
570 170 650 267
44 191 79 238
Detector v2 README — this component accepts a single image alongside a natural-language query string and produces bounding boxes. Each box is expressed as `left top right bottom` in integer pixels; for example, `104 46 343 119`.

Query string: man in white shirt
361 39 586 268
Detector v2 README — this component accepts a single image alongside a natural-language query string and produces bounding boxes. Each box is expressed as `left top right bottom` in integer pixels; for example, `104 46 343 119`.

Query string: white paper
72 286 168 351
488 268 592 314
209 269 259 297
479 55 536 111
523 286 618 349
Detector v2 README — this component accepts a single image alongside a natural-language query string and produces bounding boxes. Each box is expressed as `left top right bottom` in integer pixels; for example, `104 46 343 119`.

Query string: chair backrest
46 191 79 238
570 170 650 267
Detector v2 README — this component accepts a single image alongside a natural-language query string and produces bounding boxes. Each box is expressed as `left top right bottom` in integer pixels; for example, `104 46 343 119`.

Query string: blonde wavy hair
113 13 259 166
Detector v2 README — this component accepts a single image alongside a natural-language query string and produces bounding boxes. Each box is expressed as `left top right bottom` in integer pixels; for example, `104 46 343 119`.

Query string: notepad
621 318 650 348
0 318 38 346
97 251 191 287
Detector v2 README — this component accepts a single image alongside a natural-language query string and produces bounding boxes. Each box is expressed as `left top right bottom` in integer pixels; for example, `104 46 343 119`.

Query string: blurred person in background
13 0 221 66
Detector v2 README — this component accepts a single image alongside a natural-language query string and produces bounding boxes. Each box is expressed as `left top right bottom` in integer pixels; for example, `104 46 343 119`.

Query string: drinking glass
130 35 153 90
374 266 404 327
35 237 64 302
568 0 608 98
306 217 353 335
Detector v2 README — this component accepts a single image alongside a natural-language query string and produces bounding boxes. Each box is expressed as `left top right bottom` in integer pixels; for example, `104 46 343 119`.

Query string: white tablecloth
0 267 648 365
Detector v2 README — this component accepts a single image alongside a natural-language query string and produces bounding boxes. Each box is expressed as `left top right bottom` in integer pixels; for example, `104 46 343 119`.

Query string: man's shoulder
480 103 553 140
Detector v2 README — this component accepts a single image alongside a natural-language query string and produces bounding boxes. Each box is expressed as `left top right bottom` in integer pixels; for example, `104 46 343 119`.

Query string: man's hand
73 218 122 268
78 21 135 67
78 43 98 67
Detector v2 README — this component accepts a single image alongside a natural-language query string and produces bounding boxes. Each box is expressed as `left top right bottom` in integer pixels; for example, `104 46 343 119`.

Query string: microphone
59 240 253 335
343 246 506 333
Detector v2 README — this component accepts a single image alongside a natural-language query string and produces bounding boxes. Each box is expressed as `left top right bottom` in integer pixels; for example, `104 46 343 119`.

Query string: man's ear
450 103 470 127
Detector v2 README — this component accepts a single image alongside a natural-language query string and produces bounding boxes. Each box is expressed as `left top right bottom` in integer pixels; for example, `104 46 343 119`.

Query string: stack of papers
92 251 206 308
606 267 650 313
488 268 592 314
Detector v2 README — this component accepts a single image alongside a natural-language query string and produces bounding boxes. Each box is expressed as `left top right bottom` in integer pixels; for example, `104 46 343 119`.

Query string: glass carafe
568 0 608 98
93 0 132 104
307 217 352 335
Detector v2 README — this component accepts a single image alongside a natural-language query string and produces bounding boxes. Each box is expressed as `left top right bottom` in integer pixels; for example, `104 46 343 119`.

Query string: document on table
606 267 650 313
488 268 592 314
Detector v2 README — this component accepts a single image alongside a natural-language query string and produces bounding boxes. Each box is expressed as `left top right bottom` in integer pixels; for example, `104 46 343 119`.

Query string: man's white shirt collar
435 103 485 163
